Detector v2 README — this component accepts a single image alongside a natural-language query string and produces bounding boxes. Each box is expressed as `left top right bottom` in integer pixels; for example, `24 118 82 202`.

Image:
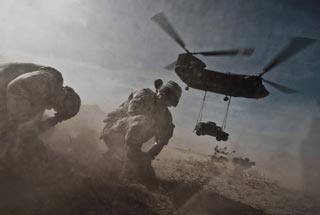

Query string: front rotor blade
261 37 316 76
193 48 255 56
263 79 298 94
164 61 177 71
151 12 188 52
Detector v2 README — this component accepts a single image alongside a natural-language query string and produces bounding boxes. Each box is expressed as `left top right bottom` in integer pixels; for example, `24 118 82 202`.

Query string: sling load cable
222 96 231 131
194 91 207 131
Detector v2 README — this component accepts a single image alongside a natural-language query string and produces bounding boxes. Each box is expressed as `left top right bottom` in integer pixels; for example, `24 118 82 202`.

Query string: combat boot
120 146 144 184
137 152 158 186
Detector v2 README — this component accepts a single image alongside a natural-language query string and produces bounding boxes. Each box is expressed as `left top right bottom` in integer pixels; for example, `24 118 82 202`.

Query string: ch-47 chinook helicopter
151 12 317 101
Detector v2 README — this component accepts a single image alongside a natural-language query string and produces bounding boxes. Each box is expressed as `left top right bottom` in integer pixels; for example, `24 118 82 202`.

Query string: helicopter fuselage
175 53 269 99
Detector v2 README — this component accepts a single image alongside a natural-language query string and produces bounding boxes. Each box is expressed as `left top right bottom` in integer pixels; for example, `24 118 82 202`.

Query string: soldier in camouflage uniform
0 63 81 158
100 80 182 183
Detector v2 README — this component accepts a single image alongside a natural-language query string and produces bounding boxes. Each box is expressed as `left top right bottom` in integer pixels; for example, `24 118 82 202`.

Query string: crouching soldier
0 63 81 157
100 79 182 184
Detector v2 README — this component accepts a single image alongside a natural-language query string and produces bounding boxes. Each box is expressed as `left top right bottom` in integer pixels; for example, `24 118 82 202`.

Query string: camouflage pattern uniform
100 81 181 183
0 63 44 133
0 63 64 137
0 63 80 161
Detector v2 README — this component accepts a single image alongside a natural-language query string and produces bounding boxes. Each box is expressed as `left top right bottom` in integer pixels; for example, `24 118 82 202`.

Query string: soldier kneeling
100 79 182 184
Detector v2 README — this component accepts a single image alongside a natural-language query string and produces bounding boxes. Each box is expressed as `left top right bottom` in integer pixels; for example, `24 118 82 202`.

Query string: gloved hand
140 151 153 163
54 112 68 122
147 141 165 160
47 115 63 125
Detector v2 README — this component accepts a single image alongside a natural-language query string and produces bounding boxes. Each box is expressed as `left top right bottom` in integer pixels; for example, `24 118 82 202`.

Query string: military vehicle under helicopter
151 12 316 101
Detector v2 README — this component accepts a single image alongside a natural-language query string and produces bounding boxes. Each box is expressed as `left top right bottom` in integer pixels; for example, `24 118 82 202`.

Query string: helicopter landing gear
223 96 229 101
185 86 189 91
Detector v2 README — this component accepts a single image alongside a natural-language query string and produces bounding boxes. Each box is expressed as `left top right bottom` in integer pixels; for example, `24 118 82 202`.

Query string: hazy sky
1 0 319 188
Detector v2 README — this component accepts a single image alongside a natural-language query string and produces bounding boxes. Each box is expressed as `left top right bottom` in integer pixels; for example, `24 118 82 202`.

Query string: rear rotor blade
263 79 298 94
151 12 188 52
164 61 177 71
193 48 255 56
260 37 317 76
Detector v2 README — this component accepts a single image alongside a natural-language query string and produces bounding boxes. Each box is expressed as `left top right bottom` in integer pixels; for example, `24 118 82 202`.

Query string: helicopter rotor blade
193 48 255 56
164 61 177 71
263 79 298 94
151 12 188 53
260 37 317 76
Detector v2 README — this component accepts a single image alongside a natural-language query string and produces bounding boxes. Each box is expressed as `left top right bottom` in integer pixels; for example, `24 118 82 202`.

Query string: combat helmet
158 80 182 107
59 86 81 120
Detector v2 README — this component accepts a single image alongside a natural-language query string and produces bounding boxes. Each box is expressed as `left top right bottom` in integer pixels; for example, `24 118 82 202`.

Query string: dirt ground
1 105 319 215
0 142 318 215
154 146 320 215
